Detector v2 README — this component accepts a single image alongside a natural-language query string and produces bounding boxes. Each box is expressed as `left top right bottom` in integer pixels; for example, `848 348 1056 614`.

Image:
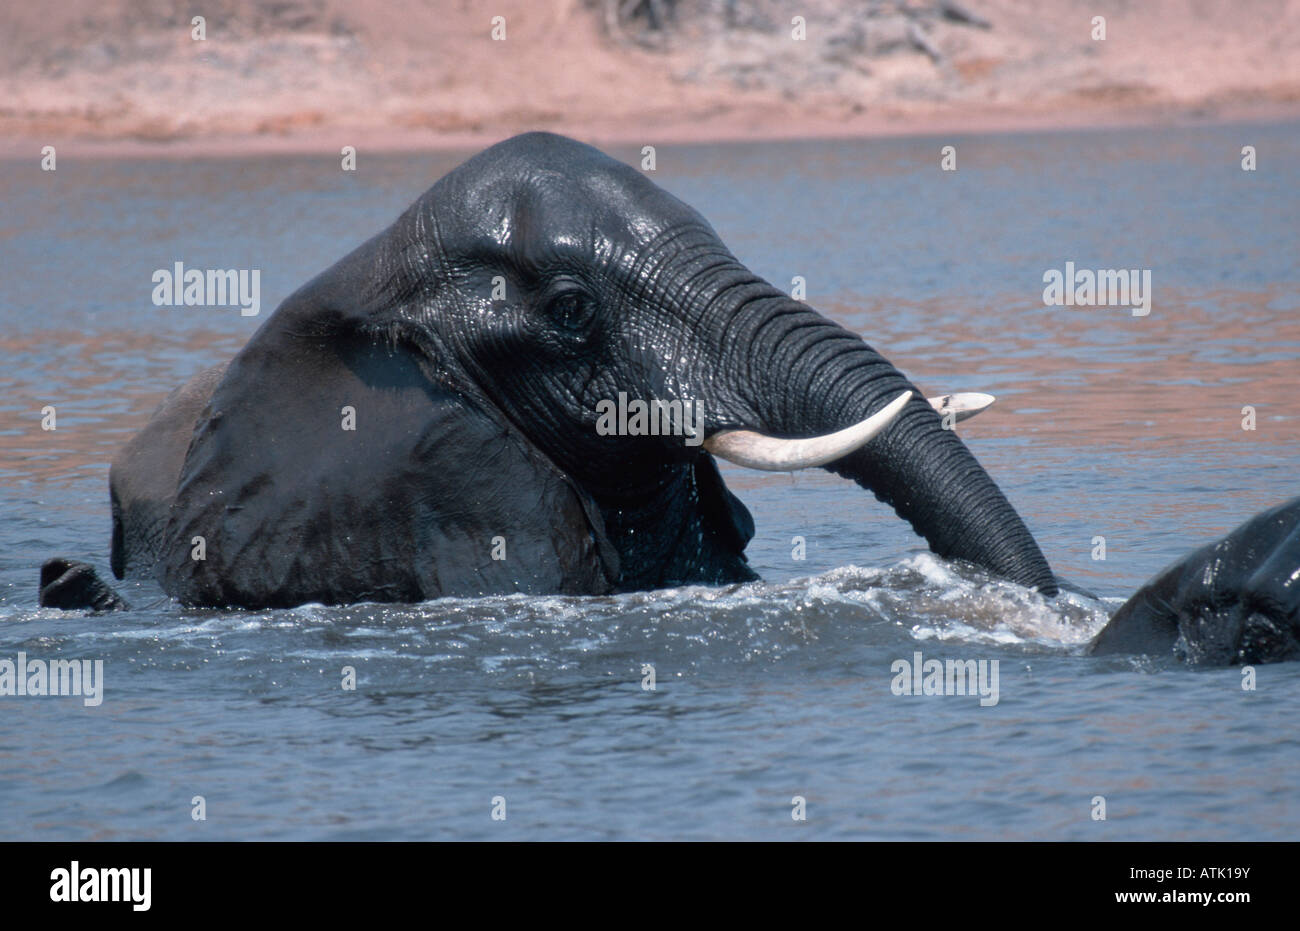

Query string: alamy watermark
890 650 999 706
0 652 104 706
49 861 150 911
1043 262 1151 317
152 262 260 316
595 393 703 446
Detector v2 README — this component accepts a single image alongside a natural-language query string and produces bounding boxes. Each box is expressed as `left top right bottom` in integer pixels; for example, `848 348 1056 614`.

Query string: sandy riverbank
2 0 1298 159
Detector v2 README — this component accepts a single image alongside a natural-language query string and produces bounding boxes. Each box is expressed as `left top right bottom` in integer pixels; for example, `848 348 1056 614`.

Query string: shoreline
6 98 1298 162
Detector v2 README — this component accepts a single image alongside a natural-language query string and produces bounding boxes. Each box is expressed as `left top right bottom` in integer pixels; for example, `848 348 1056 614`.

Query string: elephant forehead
445 150 706 252
527 170 699 247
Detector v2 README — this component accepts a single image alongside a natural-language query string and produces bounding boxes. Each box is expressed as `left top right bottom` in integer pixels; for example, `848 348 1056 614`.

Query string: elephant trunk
713 291 1058 595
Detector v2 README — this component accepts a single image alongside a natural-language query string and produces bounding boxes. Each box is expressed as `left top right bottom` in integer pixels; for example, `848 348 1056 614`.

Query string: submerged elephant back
1092 497 1300 663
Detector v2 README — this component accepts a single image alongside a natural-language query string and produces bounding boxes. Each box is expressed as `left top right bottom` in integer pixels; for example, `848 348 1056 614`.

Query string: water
1 122 1298 840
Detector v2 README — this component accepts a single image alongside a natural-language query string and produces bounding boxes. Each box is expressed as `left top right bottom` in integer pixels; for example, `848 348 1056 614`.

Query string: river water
1 122 1297 839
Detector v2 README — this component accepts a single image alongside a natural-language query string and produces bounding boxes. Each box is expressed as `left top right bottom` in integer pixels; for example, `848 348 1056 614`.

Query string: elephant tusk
703 390 913 472
927 392 995 422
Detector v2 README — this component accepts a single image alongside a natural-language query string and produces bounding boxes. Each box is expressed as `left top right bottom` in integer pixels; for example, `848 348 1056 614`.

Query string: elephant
38 131 1058 611
1090 497 1300 665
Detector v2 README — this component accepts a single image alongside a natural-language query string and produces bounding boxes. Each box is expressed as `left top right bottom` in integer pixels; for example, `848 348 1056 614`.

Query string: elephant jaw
700 390 994 472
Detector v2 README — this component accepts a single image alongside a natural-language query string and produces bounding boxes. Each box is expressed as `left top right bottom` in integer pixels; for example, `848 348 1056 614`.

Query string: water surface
1 122 1298 839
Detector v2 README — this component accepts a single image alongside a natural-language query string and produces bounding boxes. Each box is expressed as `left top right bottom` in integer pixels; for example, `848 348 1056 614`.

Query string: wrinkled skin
39 132 1056 610
1091 497 1300 665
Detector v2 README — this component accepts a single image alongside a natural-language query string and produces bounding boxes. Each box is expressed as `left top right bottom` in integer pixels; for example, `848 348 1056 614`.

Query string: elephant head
114 132 1055 608
1091 497 1300 664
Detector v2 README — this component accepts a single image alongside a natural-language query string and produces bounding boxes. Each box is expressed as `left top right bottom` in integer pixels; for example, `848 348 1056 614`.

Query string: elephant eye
547 288 597 333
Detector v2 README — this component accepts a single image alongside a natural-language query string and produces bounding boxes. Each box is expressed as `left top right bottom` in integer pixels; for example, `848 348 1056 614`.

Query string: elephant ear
158 302 617 608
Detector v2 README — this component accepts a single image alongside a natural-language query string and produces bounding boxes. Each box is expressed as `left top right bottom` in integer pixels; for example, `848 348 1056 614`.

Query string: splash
0 555 1115 680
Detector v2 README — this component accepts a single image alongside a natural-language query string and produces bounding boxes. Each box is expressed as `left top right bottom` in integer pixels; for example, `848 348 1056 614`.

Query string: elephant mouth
701 390 994 472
